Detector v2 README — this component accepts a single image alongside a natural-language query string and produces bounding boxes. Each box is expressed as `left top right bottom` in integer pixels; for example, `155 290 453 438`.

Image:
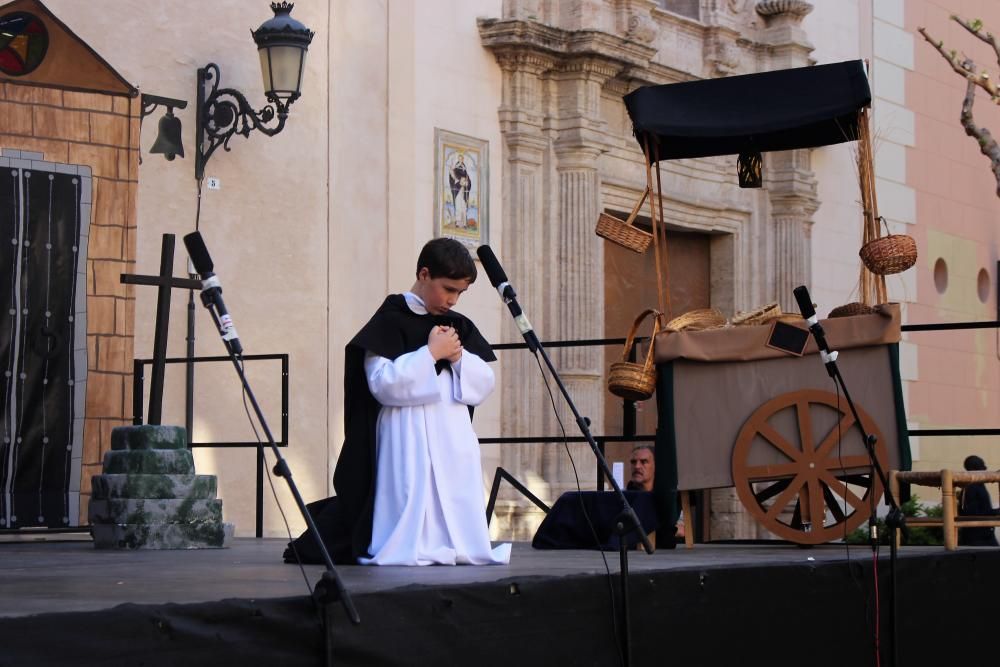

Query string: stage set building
1 0 998 543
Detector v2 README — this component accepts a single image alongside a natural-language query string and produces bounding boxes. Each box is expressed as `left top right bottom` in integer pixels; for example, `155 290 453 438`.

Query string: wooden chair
889 469 1000 550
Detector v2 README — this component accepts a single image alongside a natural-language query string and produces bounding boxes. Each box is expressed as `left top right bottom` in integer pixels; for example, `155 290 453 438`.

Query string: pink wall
906 1 1000 469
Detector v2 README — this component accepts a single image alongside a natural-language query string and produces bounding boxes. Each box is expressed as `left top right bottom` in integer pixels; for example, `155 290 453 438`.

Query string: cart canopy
624 60 871 161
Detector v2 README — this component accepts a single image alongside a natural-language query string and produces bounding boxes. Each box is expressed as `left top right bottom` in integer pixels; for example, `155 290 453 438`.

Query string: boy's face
414 267 471 315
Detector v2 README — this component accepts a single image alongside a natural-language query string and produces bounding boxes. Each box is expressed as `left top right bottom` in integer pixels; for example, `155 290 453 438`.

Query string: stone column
754 0 818 311
492 50 555 538
768 149 819 311
544 145 604 493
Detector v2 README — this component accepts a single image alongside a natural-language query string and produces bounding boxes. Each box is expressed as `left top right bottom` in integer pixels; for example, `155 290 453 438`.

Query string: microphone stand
496 284 652 667
797 297 903 667
198 294 360 629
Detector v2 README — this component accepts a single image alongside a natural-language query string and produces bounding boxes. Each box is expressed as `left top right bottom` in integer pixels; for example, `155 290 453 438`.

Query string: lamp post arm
195 63 290 181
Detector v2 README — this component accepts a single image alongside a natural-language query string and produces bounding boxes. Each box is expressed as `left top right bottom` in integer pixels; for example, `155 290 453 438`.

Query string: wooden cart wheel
731 389 887 545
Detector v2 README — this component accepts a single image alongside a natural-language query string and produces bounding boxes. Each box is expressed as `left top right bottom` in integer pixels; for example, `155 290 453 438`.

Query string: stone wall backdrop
480 0 821 541
0 0 138 528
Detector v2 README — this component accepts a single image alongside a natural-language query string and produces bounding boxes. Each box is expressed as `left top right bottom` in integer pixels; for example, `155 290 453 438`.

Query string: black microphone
792 285 835 374
183 231 243 355
476 245 538 352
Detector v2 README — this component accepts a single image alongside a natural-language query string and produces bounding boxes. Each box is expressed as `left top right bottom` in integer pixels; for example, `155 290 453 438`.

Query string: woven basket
608 308 661 401
859 218 917 275
596 188 653 254
828 302 875 318
731 303 782 327
665 308 726 332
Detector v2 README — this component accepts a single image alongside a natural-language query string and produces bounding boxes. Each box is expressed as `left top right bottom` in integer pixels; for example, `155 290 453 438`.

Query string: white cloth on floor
359 293 511 566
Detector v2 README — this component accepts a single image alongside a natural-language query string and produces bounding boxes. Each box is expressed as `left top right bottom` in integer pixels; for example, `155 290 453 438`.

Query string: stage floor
3 536 999 666
0 536 949 618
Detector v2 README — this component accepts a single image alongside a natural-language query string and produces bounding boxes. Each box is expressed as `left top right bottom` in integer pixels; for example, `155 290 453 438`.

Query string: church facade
4 0 996 541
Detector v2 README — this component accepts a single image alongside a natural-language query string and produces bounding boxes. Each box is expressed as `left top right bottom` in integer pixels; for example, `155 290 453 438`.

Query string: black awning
624 60 871 161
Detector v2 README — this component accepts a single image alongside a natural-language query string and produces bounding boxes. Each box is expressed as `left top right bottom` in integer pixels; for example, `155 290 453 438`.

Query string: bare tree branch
920 17 1000 196
918 26 1000 100
958 60 1000 197
950 14 1000 68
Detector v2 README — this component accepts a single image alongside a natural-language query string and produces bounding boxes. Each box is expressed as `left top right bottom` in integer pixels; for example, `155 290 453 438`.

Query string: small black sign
766 320 810 356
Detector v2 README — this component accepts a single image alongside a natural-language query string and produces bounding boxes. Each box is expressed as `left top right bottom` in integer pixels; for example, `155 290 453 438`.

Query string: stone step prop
88 499 223 525
91 425 233 549
91 522 234 550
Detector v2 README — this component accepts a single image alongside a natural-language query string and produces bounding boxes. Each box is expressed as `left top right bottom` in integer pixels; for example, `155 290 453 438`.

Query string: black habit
284 294 495 564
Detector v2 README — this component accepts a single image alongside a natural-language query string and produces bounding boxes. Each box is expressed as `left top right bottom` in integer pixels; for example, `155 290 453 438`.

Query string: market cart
614 60 913 544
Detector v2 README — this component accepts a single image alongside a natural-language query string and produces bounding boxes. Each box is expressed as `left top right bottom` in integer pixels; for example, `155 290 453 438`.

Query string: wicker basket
665 308 726 332
596 188 653 254
608 308 661 401
859 218 917 275
731 303 782 327
828 302 875 318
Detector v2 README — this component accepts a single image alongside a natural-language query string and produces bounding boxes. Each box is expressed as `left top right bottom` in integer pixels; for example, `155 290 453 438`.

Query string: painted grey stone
88 498 222 525
110 425 187 451
92 521 234 550
91 474 217 500
103 449 194 475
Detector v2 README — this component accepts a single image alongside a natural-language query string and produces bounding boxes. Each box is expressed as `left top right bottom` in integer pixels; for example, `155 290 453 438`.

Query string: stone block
84 372 123 419
93 178 127 226
0 135 69 163
88 223 123 260
90 114 128 147
116 297 134 337
88 498 223 525
91 473 217 500
6 84 61 106
91 521 233 549
86 295 116 335
63 92 114 112
111 424 187 450
33 106 90 143
103 449 194 475
92 259 127 298
0 101 33 135
118 148 138 181
96 334 128 373
87 335 97 370
82 418 102 464
68 144 117 179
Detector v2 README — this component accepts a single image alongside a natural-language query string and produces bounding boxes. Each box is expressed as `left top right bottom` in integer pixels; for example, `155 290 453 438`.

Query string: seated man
959 454 1000 547
626 443 683 541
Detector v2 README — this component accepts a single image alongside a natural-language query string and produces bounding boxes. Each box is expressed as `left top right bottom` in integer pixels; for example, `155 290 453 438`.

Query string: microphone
476 245 538 352
792 285 836 373
183 231 243 355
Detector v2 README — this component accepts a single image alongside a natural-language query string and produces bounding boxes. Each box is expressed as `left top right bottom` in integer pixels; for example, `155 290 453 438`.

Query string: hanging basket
608 308 661 401
859 217 917 276
596 188 653 254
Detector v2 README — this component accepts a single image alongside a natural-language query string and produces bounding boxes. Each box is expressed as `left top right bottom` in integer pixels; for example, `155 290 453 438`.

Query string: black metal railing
131 353 289 538
480 318 1000 528
113 318 1000 542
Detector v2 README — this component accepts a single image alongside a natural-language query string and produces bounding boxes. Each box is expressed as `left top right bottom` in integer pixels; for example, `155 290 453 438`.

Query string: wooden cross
120 233 202 425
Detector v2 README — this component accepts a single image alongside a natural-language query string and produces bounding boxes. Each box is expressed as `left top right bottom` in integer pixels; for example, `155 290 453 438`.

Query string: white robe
359 294 511 566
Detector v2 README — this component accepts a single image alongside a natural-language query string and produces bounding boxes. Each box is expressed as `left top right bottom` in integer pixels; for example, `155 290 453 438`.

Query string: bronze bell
150 109 184 161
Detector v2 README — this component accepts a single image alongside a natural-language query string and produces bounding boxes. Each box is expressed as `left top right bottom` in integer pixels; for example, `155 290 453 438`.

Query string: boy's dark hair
416 238 477 282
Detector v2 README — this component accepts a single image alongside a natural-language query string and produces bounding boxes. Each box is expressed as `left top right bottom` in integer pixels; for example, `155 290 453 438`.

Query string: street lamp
194 2 314 181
